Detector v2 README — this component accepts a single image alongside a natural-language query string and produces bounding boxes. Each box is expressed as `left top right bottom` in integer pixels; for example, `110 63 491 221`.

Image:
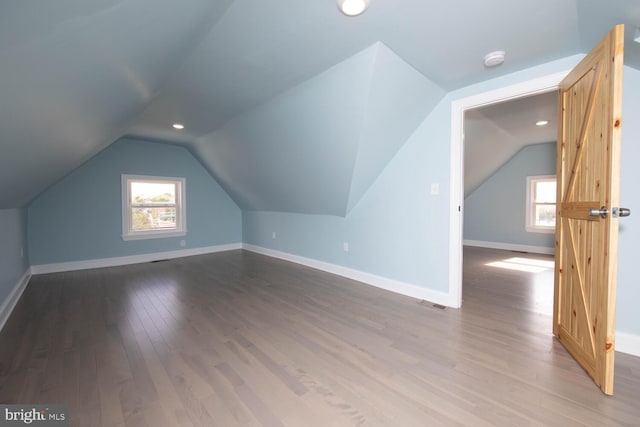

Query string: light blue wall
243 94 452 292
616 66 640 337
346 43 446 213
0 208 29 307
28 138 241 265
464 143 556 249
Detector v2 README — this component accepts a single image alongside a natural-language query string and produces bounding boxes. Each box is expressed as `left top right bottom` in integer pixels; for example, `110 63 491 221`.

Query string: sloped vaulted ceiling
0 0 234 208
1 0 640 210
192 43 445 216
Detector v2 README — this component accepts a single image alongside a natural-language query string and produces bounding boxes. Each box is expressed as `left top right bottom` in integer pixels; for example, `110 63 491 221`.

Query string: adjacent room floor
0 248 639 426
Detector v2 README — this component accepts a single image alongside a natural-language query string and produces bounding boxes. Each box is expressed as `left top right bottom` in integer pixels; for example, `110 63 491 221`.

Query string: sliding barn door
554 24 625 395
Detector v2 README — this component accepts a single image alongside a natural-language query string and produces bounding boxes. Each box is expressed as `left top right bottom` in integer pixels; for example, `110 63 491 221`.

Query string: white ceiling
464 91 558 197
1 0 639 210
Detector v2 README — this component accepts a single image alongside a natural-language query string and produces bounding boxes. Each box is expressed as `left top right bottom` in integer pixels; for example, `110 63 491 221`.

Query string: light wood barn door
554 24 625 395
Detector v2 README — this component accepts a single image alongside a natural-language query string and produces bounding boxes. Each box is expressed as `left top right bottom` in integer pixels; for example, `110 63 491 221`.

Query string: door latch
612 207 631 218
588 206 631 218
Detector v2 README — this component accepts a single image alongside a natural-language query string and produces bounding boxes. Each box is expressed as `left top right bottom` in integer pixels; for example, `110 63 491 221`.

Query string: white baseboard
31 243 242 275
463 239 554 255
0 269 31 332
242 244 456 307
616 332 640 357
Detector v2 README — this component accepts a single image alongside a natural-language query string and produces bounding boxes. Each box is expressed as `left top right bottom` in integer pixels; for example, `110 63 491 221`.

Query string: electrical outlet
430 183 440 195
180 239 186 248
272 231 276 239
343 242 349 252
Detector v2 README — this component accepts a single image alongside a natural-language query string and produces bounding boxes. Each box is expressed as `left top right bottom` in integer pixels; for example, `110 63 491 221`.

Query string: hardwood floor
0 248 639 426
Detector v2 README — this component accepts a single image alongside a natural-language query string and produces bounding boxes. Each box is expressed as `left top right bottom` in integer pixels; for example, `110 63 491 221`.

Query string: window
526 175 556 233
122 175 186 240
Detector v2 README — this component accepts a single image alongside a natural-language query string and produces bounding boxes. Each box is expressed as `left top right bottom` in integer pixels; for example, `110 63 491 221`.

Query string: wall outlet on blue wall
272 231 276 239
343 242 349 252
180 240 186 248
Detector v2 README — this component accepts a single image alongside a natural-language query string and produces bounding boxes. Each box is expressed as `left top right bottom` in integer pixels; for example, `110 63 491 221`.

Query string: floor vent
420 300 446 310
151 259 170 263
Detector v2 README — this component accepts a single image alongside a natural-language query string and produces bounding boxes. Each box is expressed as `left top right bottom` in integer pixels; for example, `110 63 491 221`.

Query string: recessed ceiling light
337 0 370 16
484 51 505 67
172 123 185 130
536 120 549 127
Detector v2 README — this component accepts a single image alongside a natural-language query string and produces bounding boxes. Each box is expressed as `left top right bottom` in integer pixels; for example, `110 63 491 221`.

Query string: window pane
535 204 556 227
535 181 556 203
131 182 176 204
131 207 177 231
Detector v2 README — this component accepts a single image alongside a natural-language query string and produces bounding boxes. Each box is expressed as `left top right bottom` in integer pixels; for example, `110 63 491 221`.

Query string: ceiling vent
484 51 505 67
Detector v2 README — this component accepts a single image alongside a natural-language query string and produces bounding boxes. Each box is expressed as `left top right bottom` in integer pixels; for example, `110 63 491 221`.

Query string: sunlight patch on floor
486 256 554 273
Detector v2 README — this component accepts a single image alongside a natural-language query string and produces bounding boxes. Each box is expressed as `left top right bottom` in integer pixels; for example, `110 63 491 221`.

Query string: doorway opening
461 91 558 314
448 71 569 308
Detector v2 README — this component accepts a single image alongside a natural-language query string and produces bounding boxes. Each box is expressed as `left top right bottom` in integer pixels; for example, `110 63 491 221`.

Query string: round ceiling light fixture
172 123 185 130
337 0 370 17
536 120 550 127
484 50 506 67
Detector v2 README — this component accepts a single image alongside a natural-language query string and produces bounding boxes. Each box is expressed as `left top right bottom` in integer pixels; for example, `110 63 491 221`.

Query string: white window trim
121 174 187 241
525 175 556 234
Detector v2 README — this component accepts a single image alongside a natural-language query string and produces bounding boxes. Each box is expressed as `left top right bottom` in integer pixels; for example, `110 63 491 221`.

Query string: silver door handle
589 206 608 218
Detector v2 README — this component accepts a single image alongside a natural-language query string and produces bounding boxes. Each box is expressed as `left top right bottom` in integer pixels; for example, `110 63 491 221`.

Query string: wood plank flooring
0 247 639 426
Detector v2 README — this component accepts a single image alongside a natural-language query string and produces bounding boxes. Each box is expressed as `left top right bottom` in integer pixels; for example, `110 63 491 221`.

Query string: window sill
122 230 187 241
